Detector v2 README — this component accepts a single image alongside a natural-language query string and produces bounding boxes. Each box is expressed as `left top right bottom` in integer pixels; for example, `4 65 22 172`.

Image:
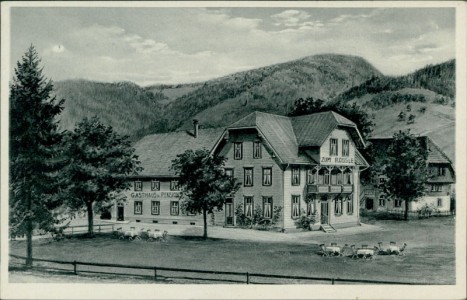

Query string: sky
9 6 455 86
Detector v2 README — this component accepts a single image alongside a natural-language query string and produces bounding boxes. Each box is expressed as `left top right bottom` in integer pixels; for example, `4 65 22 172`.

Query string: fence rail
9 254 434 285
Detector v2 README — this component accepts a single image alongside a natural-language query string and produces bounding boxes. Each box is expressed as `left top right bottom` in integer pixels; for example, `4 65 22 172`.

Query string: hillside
51 55 455 162
167 54 382 130
331 60 456 162
53 80 168 141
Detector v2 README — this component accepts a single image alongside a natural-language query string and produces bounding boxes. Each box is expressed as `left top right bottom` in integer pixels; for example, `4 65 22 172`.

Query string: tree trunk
25 218 33 268
87 202 94 237
203 208 208 239
404 199 409 221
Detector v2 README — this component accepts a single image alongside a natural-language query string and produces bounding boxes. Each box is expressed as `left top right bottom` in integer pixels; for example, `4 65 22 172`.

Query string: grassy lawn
9 217 455 284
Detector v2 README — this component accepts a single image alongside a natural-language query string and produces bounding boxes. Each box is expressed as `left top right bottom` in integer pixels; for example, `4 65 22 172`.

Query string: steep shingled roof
227 111 366 165
291 111 363 148
133 128 225 177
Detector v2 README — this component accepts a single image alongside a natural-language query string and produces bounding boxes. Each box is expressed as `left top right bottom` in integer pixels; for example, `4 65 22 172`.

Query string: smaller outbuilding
361 136 455 216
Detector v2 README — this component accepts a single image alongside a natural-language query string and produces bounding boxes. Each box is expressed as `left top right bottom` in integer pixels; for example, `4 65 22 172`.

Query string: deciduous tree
171 149 241 239
63 117 142 236
383 130 428 220
10 45 66 266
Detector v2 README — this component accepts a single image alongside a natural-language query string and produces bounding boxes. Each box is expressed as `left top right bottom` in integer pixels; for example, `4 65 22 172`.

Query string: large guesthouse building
113 111 369 231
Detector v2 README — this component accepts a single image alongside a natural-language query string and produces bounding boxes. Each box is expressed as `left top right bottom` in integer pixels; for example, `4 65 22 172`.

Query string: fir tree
10 45 66 267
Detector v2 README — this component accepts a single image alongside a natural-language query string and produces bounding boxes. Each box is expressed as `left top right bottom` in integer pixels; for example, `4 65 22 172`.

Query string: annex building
112 111 369 231
361 136 455 215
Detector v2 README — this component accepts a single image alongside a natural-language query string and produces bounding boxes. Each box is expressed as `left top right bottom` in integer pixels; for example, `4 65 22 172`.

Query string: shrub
297 209 317 230
397 111 406 121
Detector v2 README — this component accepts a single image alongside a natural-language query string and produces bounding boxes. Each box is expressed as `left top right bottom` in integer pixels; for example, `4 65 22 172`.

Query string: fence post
73 261 77 275
98 225 101 233
331 278 335 285
71 227 74 235
246 272 249 284
154 267 157 281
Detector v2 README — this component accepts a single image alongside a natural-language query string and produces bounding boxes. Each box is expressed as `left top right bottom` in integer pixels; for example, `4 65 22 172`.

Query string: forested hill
53 80 169 141
53 54 382 139
52 56 455 161
163 54 382 130
333 59 455 104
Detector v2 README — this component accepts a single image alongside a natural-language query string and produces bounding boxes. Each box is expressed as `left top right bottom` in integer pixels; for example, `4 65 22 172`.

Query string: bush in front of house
296 209 317 231
234 203 282 230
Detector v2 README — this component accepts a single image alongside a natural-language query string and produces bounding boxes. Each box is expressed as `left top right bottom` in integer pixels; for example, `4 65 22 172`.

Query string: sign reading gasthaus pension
320 156 354 165
130 191 181 199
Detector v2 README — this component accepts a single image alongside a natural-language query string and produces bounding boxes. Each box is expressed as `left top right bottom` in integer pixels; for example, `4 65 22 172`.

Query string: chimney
193 119 199 138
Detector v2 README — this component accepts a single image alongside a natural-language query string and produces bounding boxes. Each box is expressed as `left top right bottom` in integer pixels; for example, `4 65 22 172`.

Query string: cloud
271 10 311 27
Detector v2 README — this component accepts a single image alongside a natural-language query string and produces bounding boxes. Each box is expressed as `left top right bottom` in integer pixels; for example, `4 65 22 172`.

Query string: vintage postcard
1 1 466 299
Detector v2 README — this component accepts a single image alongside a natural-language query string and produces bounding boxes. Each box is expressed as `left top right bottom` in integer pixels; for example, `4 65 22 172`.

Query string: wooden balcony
306 184 353 194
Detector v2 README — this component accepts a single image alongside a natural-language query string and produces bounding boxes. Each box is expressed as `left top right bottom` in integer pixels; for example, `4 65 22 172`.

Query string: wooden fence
10 254 434 285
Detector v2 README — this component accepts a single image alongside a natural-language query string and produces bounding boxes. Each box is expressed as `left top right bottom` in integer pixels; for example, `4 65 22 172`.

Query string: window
330 138 338 156
134 201 143 215
395 199 402 207
244 168 253 187
253 141 262 159
244 196 253 218
170 180 179 191
225 168 234 179
342 139 350 157
292 195 300 219
291 166 300 186
346 196 353 214
438 167 446 176
262 167 272 186
318 168 328 185
151 180 160 191
335 198 343 215
307 169 317 184
330 169 339 185
151 201 160 215
234 142 243 160
170 201 179 215
134 181 143 191
306 198 315 216
379 195 386 207
431 184 443 192
344 170 352 184
263 197 272 219
437 198 443 207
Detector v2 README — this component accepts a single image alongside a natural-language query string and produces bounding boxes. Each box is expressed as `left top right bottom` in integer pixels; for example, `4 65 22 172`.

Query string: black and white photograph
1 1 466 299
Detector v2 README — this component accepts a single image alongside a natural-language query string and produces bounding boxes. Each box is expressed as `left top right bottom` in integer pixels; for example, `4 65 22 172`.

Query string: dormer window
438 167 446 176
330 138 338 156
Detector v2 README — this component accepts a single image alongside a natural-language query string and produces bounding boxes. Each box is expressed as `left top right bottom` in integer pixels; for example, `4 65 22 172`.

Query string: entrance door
320 201 329 224
225 199 234 226
117 205 124 221
366 198 374 210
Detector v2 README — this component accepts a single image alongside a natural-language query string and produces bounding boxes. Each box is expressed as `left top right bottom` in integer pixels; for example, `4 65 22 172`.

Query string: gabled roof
291 111 365 148
228 111 307 164
133 128 225 177
368 136 455 182
226 111 366 165
369 136 452 165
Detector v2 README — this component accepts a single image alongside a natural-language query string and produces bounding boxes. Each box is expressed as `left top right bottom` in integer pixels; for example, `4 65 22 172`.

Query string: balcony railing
306 184 353 194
